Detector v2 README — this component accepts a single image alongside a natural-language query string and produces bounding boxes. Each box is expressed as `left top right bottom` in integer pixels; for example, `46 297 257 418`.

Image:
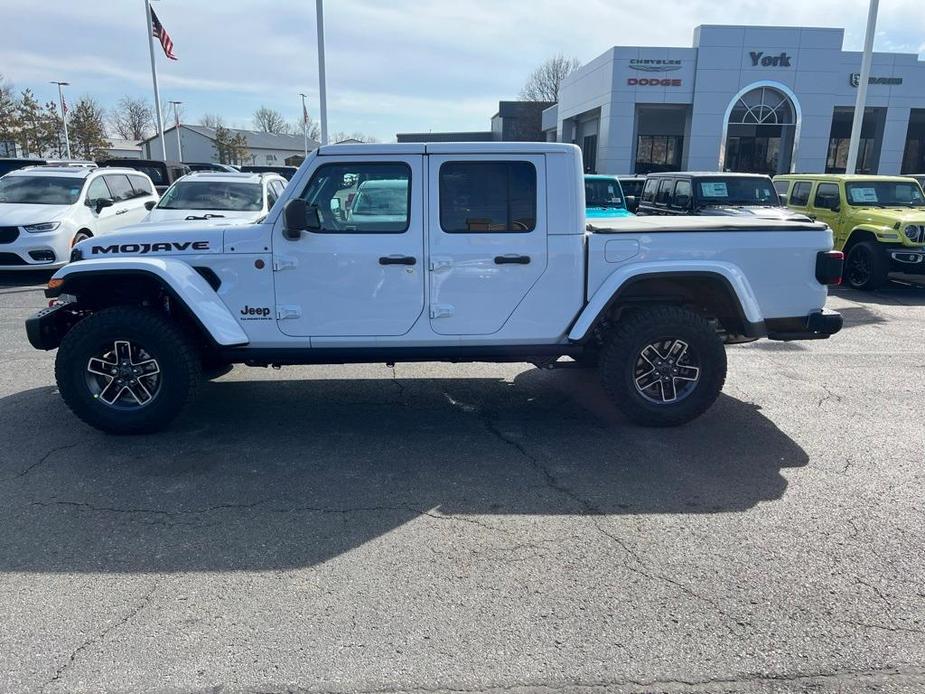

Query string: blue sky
2 0 924 142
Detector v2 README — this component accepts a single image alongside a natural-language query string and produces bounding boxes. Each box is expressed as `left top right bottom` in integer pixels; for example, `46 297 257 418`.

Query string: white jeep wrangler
26 143 843 434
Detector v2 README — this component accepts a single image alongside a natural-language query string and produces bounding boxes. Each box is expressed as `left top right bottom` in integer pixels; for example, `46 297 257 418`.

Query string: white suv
0 166 158 270
144 171 287 224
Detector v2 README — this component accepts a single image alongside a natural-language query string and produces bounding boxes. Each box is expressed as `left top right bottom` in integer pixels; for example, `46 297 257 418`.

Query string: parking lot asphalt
0 272 923 694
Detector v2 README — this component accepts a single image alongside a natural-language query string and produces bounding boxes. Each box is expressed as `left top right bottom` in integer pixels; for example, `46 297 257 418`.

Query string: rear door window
103 174 135 202
671 179 692 209
656 179 674 205
439 161 536 233
128 175 154 197
789 181 813 207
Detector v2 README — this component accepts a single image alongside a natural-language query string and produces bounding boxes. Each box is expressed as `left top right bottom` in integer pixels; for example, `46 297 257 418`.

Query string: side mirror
674 195 691 209
282 198 321 240
779 194 788 205
625 195 638 211
144 200 156 211
94 198 114 213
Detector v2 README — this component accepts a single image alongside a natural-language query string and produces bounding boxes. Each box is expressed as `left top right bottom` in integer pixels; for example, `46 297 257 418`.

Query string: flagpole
145 0 167 161
299 92 309 157
315 0 328 145
846 0 879 174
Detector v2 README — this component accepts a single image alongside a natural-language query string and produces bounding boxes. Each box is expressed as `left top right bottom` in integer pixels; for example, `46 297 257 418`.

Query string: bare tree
330 131 378 144
0 75 18 155
291 114 320 143
519 54 581 103
253 106 290 134
111 96 154 141
200 113 225 130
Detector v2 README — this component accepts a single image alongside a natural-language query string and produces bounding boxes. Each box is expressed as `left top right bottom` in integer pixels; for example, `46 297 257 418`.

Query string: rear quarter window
641 179 659 203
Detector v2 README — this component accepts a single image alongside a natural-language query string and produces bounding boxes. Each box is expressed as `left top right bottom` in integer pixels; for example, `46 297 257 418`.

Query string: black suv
637 172 810 221
96 159 190 195
617 176 646 213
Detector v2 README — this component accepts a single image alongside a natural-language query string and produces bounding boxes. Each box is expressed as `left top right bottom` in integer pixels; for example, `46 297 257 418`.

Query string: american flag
151 9 177 61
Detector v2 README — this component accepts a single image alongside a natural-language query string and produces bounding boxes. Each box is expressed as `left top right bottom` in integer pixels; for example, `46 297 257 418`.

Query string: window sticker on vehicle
850 187 879 203
700 182 728 197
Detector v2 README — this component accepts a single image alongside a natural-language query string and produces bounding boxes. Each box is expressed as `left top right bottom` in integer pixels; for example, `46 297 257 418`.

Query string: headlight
23 222 61 233
904 225 925 244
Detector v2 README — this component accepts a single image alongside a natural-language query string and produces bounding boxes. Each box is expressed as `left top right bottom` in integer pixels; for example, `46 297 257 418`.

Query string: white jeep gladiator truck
26 143 844 434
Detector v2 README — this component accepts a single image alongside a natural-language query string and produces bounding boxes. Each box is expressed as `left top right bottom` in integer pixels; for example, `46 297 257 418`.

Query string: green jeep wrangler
774 174 925 290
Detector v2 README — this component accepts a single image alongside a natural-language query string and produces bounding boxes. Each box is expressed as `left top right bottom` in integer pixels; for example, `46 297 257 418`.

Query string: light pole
50 81 71 159
169 100 183 161
299 93 309 157
315 0 328 145
846 0 879 174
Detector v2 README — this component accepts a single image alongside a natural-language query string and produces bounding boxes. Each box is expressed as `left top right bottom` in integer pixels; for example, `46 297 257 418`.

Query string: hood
72 222 232 260
700 205 811 222
587 207 633 219
847 206 925 228
0 203 72 226
144 208 261 224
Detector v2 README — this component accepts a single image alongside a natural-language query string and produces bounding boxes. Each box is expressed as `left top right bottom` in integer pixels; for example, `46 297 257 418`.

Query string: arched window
728 87 795 126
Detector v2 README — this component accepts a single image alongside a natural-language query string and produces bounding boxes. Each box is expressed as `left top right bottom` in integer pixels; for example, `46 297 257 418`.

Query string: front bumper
0 228 69 270
765 309 843 341
25 302 73 350
889 248 925 275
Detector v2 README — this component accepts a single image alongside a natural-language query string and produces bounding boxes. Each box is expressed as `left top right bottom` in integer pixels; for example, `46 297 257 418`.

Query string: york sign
749 51 792 67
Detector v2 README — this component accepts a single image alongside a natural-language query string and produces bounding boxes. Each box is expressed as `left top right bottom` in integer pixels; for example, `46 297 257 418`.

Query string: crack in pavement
1 440 84 482
40 580 158 693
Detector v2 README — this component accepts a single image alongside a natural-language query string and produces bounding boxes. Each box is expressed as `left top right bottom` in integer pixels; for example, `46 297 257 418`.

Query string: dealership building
542 24 925 176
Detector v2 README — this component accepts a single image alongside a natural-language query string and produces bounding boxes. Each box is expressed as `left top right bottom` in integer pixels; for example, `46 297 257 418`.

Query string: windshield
845 181 925 207
157 181 263 211
351 184 408 216
696 178 780 207
585 178 625 209
0 176 82 205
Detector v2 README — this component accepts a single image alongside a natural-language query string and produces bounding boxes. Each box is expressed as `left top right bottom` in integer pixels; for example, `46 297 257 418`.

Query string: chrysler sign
629 59 682 72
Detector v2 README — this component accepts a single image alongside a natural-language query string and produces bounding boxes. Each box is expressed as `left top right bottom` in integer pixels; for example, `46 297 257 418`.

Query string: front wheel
599 306 727 426
845 241 889 291
55 306 201 434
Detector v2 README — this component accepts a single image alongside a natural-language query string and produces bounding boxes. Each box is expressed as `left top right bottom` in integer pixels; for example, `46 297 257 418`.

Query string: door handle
115 209 128 215
379 255 416 266
494 254 531 265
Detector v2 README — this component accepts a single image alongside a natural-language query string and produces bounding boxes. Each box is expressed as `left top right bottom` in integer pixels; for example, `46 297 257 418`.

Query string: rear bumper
765 309 843 341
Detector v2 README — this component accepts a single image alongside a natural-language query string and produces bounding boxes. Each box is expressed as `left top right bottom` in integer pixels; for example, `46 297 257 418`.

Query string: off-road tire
845 241 889 291
599 305 726 426
55 306 201 434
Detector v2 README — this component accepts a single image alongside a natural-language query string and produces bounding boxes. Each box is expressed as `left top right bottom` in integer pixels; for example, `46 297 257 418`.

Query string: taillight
815 250 844 286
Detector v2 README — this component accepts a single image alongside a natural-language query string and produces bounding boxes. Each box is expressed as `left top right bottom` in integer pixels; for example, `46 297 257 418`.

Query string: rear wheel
55 306 201 434
599 306 726 426
845 241 888 291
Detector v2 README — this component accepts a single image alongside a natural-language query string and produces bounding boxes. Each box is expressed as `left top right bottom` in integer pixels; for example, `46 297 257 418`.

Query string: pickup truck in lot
27 143 843 434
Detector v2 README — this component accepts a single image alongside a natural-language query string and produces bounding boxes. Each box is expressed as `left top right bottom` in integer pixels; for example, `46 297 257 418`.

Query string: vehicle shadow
0 369 808 573
0 270 54 288
831 278 925 307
